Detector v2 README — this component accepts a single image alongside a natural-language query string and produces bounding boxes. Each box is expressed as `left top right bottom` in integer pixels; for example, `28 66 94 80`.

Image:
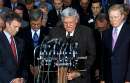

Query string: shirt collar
3 30 12 43
112 21 125 36
66 31 74 37
31 29 40 38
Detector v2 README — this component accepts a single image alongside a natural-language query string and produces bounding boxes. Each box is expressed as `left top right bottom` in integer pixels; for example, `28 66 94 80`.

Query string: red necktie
10 36 17 61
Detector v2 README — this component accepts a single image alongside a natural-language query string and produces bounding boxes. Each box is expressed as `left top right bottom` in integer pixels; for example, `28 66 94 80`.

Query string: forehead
64 16 76 22
31 19 41 23
10 20 20 24
54 0 62 3
63 0 72 2
92 2 100 7
109 10 121 15
80 0 88 3
7 20 21 27
15 9 23 13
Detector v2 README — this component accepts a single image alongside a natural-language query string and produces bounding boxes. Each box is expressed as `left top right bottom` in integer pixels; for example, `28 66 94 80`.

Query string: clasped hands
66 71 81 80
30 64 81 81
11 78 25 83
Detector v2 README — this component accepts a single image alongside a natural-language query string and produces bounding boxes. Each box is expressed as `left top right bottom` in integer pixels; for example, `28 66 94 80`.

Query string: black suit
50 24 96 83
17 26 50 83
0 32 26 83
47 8 62 28
101 22 130 83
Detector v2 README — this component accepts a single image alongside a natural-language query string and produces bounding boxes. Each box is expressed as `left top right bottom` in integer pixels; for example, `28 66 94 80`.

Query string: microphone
47 38 58 44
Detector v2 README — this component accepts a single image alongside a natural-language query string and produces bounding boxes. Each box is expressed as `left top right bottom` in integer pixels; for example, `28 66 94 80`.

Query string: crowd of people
0 0 130 83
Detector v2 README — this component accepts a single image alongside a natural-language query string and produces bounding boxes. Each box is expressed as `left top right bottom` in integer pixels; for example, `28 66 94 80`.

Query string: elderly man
101 4 130 83
50 7 96 83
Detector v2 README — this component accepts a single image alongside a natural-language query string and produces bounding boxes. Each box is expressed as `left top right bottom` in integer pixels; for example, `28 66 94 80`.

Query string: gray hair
108 4 125 15
61 7 79 22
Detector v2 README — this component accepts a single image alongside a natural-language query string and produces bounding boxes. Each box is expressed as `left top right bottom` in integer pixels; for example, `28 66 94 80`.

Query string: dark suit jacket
101 22 130 83
47 8 61 28
0 32 26 83
50 24 96 83
17 26 50 66
17 26 50 83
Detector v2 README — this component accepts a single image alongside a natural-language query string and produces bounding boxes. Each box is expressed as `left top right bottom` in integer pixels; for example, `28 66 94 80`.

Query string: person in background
0 0 10 15
91 13 109 83
14 5 29 28
0 15 5 31
17 9 50 83
95 13 109 32
47 0 63 28
24 0 37 22
63 0 73 8
75 0 92 27
6 0 26 11
40 0 53 12
39 3 49 27
87 0 102 29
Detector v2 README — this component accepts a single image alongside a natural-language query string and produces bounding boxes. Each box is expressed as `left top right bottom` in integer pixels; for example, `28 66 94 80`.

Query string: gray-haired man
50 7 96 83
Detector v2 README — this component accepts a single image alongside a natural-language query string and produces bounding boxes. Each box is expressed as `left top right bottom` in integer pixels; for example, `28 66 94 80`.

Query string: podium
34 38 82 83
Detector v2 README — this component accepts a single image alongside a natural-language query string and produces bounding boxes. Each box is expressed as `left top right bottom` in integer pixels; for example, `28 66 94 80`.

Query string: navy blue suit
0 32 26 83
101 22 130 83
17 26 50 83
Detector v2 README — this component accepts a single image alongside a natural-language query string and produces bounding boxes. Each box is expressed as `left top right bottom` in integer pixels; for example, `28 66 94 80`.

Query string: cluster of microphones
37 37 79 68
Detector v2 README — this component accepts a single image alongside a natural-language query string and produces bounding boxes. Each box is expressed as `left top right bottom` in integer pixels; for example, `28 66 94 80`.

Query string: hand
125 82 130 83
30 65 39 76
95 69 100 80
66 71 80 80
100 80 105 83
11 78 25 83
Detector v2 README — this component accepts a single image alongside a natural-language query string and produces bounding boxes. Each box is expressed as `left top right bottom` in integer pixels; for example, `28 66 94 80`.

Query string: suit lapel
28 29 34 47
38 29 46 45
1 32 17 65
15 37 22 64
113 23 127 53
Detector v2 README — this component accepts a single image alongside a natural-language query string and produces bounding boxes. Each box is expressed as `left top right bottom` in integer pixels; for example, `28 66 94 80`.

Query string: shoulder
77 25 94 34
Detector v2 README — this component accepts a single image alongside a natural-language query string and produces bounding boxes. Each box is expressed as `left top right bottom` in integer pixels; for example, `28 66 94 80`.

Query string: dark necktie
33 31 39 47
58 10 61 20
10 36 17 61
66 32 72 42
66 32 71 38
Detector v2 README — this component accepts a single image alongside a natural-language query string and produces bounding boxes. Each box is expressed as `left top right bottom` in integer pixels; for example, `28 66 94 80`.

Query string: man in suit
50 7 96 83
17 9 50 83
0 12 26 83
5 0 26 11
47 0 63 28
101 4 130 83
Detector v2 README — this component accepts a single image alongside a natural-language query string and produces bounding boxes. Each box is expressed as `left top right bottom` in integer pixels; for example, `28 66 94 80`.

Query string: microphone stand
33 45 40 83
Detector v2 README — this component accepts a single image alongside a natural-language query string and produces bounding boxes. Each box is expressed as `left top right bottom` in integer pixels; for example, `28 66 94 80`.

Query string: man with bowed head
0 12 26 83
50 7 96 83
